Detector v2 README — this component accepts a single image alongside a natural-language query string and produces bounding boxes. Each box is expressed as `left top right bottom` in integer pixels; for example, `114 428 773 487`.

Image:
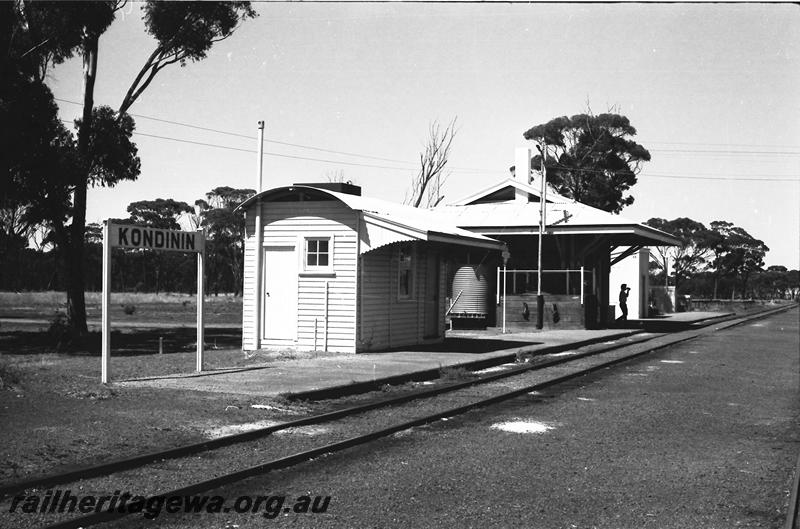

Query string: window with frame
305 237 330 269
398 244 415 300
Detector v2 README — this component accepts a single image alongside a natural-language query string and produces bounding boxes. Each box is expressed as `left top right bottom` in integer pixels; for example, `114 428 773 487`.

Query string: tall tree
9 1 256 335
707 221 769 299
405 118 457 208
2 2 103 295
126 198 193 230
196 187 255 295
523 111 650 213
124 198 193 294
645 217 715 290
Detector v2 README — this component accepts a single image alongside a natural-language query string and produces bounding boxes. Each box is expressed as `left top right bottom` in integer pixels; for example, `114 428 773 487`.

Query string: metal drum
450 265 489 317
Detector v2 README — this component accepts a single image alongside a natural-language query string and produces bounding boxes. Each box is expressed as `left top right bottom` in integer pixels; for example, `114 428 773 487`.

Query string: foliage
642 217 777 300
122 198 194 294
4 1 255 334
645 217 716 289
78 107 141 187
706 221 769 299
750 267 799 300
120 1 257 114
126 198 193 230
681 268 798 301
197 187 255 295
523 111 650 213
5 1 118 83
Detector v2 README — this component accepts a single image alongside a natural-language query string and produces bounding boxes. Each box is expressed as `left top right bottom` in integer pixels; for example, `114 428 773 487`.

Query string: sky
48 2 800 269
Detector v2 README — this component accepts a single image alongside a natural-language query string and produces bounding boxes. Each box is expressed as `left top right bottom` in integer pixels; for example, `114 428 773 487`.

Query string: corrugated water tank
451 265 489 316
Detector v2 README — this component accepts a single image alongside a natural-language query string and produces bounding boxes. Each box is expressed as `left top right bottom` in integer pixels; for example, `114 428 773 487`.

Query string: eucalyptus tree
7 1 256 334
645 217 715 290
523 111 651 213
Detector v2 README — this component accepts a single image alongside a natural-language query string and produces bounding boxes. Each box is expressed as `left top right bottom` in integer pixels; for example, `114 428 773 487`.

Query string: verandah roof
436 177 681 248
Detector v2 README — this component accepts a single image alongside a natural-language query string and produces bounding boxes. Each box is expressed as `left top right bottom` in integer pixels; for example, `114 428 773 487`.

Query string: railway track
1 305 794 529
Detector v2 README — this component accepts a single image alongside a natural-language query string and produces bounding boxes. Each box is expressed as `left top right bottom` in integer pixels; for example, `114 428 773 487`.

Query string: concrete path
118 328 641 397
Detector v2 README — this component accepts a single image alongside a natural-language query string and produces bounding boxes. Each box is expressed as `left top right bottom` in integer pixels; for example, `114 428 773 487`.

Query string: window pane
305 237 331 268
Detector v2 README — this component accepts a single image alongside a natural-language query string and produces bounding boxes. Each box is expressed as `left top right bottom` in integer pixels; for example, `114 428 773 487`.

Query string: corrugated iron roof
438 177 680 246
236 186 506 252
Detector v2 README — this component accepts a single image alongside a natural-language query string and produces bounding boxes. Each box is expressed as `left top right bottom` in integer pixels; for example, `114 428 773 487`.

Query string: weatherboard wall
357 243 446 352
242 200 359 353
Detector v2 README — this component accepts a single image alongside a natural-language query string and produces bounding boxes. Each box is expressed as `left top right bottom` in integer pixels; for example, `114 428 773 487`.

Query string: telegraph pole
536 140 547 329
253 121 265 349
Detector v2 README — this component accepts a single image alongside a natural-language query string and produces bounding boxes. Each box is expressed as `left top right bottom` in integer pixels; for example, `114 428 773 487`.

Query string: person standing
618 284 631 321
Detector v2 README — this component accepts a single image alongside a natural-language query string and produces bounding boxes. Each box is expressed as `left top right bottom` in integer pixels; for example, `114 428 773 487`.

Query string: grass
0 290 240 305
0 290 243 325
0 362 21 390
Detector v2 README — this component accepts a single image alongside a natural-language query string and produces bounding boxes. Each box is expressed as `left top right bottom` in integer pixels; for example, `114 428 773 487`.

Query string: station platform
614 310 736 331
119 311 734 400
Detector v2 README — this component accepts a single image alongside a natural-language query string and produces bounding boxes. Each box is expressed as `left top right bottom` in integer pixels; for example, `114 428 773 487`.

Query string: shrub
0 363 22 390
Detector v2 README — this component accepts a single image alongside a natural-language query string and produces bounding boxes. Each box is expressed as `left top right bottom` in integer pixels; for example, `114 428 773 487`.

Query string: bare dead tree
405 117 458 208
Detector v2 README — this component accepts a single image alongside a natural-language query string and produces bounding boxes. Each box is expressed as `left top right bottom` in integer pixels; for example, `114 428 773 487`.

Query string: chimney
514 147 531 183
514 147 531 203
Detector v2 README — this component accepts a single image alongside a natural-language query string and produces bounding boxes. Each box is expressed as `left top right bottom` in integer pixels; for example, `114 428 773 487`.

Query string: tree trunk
66 31 99 335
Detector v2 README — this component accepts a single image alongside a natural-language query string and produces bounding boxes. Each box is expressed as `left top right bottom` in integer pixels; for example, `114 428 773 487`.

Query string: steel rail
41 324 714 529
2 304 792 500
785 451 800 529
0 331 659 498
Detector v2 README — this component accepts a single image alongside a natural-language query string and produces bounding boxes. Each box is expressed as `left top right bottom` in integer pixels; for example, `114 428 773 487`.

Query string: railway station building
236 184 505 353
434 148 679 330
237 150 679 353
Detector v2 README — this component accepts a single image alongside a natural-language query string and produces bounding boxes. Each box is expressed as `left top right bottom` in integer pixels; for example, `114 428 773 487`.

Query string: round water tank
451 265 489 316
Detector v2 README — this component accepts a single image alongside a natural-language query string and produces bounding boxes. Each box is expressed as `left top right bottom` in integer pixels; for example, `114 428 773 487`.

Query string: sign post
501 247 510 334
101 222 111 383
196 239 205 372
102 222 206 384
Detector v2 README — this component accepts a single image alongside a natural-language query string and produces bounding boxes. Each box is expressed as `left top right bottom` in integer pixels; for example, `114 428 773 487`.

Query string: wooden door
424 254 440 338
263 246 297 340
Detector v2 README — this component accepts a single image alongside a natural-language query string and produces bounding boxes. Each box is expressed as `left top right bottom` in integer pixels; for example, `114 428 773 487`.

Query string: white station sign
101 221 206 384
108 223 204 253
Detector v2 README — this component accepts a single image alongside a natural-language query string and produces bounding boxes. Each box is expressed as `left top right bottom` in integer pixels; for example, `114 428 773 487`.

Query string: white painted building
236 184 504 353
608 247 651 320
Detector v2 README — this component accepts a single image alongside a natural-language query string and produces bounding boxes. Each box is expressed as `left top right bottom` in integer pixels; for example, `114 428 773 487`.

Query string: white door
263 246 297 340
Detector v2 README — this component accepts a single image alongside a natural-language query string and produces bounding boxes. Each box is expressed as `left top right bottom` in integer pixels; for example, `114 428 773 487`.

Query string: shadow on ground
382 338 540 354
0 327 242 356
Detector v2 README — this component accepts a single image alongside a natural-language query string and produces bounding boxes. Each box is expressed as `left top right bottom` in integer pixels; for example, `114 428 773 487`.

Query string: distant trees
3 1 256 335
706 221 769 300
126 199 193 230
523 110 650 213
751 266 799 301
196 187 255 296
645 217 716 290
645 217 785 300
0 188 254 295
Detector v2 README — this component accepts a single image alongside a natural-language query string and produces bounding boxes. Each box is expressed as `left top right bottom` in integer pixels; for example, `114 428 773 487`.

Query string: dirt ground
0 292 320 484
1 293 794 494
